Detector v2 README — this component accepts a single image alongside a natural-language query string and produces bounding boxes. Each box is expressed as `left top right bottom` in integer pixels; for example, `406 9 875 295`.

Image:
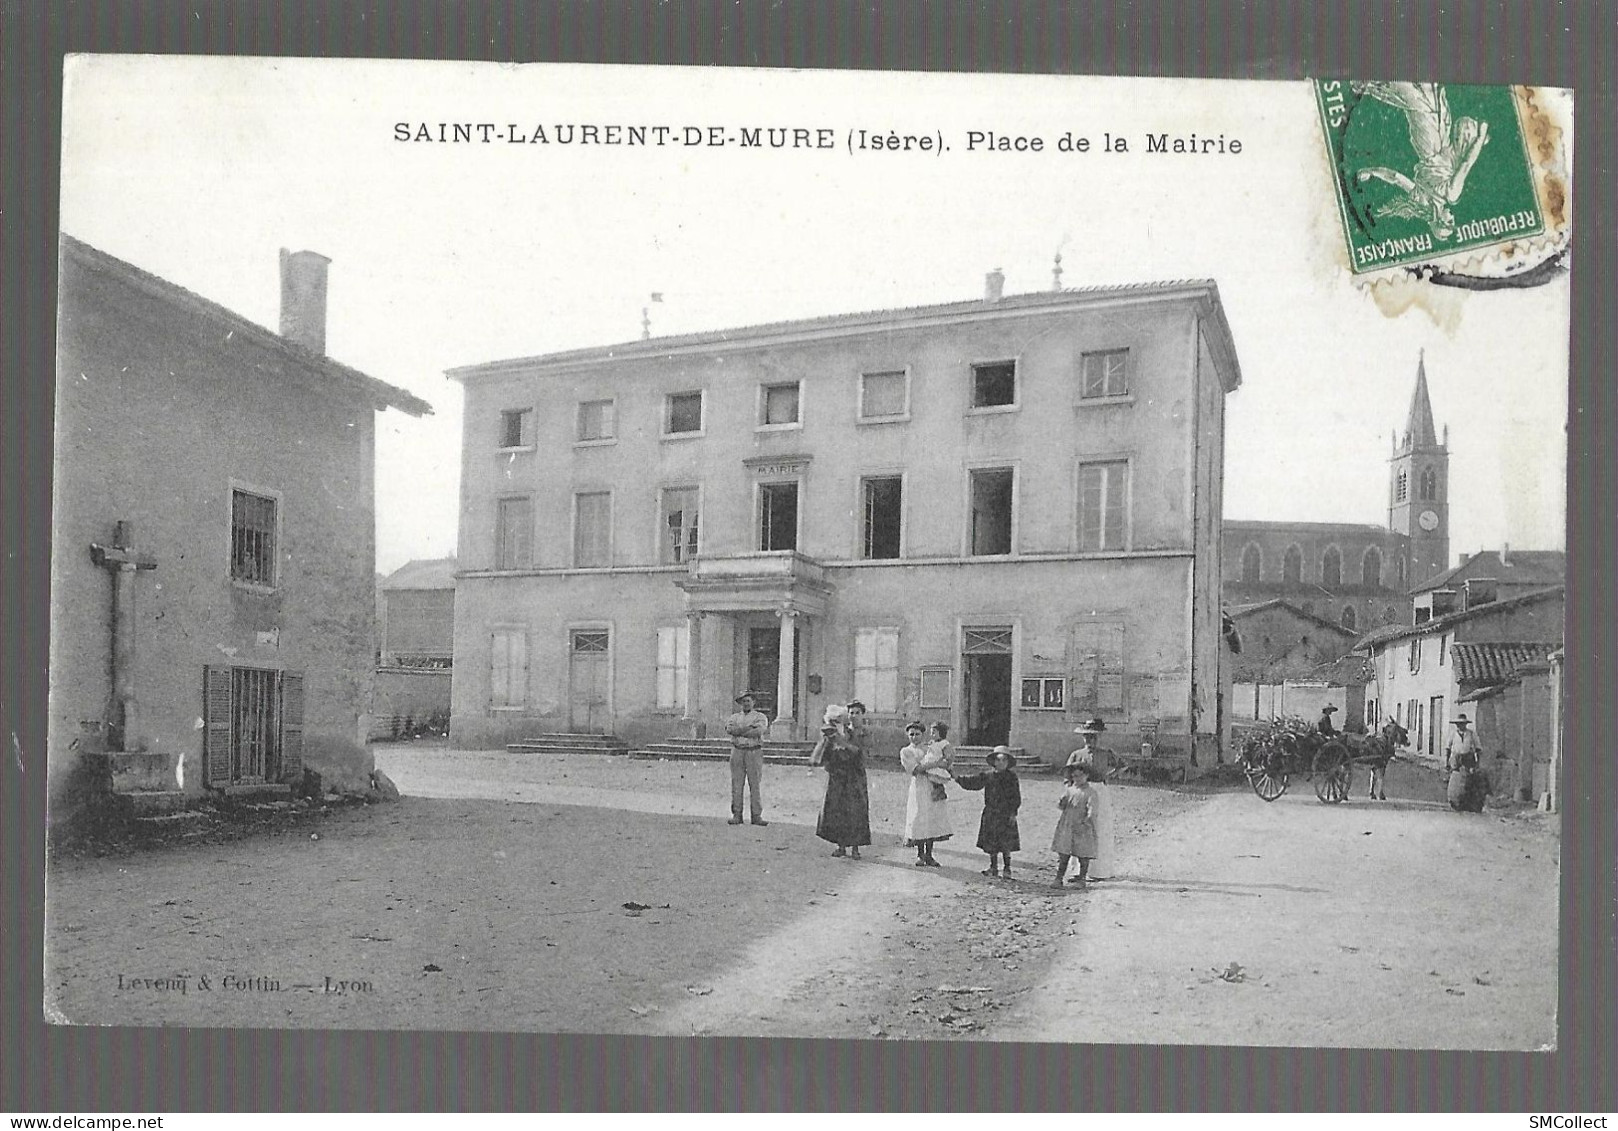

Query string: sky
58 57 1570 575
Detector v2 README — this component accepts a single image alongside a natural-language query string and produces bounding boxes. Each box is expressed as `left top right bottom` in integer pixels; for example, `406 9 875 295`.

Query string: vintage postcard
48 58 1569 1049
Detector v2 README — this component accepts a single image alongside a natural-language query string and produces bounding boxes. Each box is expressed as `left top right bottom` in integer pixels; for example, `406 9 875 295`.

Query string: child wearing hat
1051 760 1099 889
952 746 1022 878
1067 718 1117 881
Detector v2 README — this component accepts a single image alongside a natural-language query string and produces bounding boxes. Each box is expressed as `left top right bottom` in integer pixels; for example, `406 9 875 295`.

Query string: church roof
1401 352 1440 450
1224 519 1393 536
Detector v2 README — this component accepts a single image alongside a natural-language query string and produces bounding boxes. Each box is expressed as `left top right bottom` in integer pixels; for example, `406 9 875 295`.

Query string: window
577 399 616 443
1419 466 1438 501
499 408 533 449
919 667 952 709
853 627 900 713
1341 605 1358 630
969 467 1015 555
231 489 277 585
860 370 909 420
495 496 533 569
573 491 612 568
970 360 1017 408
1071 621 1126 711
1241 543 1262 584
1077 461 1127 551
1080 349 1129 399
1021 677 1066 710
655 624 689 711
203 665 302 786
1387 648 1397 681
1322 546 1342 588
1396 556 1407 589
661 487 700 564
1439 633 1448 666
760 382 801 427
759 481 799 551
1365 698 1377 727
665 391 704 435
1283 545 1303 584
1363 547 1383 588
1395 470 1408 503
861 476 903 559
1408 639 1422 673
489 629 528 708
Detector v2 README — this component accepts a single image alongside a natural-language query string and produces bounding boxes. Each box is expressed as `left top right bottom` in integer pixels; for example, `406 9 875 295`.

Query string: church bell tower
1388 352 1451 589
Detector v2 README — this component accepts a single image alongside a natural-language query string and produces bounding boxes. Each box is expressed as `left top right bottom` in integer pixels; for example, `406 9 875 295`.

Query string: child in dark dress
952 745 1022 878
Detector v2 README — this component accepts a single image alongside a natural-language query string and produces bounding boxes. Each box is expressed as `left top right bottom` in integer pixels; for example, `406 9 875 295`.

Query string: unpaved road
45 744 1558 1048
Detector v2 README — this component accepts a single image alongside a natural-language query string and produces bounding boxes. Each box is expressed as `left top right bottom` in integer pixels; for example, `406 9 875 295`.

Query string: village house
1410 546 1565 604
1226 599 1368 723
1356 584 1563 769
1221 355 1451 632
372 557 456 740
446 271 1242 768
1460 649 1564 807
50 236 431 821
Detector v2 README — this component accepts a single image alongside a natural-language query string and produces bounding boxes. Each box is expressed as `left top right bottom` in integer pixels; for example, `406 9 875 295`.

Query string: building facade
447 277 1242 766
1357 585 1563 768
1221 356 1451 632
50 237 430 817
1226 599 1366 721
380 557 457 666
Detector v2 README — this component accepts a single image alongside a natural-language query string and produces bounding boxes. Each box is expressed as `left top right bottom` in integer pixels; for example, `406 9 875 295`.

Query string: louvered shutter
279 671 305 782
204 666 233 786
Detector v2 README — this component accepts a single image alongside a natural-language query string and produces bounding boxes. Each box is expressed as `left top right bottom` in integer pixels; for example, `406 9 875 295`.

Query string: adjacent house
373 557 456 740
1226 599 1367 722
50 236 431 819
1356 584 1563 768
446 271 1242 767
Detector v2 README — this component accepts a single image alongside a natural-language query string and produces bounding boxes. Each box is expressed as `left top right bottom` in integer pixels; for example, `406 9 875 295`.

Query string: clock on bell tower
1388 352 1451 589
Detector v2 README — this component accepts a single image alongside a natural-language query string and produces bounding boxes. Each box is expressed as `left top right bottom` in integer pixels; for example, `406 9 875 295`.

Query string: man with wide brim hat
724 691 771 825
1444 713 1485 812
1317 704 1339 737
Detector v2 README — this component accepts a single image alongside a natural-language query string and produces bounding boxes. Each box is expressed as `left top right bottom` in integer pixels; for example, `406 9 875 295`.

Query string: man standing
1444 713 1485 812
726 691 770 825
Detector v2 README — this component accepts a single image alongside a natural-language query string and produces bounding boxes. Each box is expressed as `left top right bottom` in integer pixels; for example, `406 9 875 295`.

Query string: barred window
231 489 277 585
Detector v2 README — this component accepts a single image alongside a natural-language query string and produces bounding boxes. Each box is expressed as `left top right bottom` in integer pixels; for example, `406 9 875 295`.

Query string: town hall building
447 271 1242 768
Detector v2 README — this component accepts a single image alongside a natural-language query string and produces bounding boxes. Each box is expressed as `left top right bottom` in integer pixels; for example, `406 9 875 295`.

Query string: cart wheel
1252 768 1290 801
1314 744 1351 804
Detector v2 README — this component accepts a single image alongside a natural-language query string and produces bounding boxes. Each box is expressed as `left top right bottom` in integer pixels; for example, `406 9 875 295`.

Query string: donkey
1355 719 1410 800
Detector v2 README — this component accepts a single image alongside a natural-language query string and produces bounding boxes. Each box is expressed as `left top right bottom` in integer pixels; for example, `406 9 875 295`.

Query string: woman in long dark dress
952 746 1022 878
814 703 871 857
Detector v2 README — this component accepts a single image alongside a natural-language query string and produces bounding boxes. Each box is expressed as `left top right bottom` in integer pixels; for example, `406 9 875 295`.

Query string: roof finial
641 291 664 340
1052 250 1064 291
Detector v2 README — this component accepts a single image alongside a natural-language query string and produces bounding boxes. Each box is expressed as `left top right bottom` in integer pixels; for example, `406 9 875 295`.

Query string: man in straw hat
1444 713 1486 813
724 691 771 825
1317 704 1340 738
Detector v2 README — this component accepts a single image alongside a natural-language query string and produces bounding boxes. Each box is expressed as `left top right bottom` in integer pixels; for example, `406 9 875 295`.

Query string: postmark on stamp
1314 80 1561 280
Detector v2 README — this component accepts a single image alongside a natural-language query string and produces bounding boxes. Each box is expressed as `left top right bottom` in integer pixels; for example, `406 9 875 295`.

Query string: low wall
370 667 452 741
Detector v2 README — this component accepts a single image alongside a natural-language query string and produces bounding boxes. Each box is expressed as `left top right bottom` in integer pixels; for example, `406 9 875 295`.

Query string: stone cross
90 520 158 751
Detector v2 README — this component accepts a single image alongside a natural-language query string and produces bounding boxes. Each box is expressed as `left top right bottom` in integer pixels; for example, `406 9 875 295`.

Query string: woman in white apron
1067 718 1117 881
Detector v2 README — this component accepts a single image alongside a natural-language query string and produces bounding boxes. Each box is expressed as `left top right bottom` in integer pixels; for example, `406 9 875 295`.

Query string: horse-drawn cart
1239 718 1409 804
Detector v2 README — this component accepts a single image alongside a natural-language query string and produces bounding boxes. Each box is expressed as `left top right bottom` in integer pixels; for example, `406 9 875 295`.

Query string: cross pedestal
90 520 158 752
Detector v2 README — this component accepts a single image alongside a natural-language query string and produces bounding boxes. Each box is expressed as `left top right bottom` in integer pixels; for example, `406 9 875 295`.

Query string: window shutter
279 670 305 782
204 666 233 786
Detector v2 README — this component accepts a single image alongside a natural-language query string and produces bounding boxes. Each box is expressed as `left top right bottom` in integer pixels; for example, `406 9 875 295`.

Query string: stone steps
632 739 818 765
507 733 630 756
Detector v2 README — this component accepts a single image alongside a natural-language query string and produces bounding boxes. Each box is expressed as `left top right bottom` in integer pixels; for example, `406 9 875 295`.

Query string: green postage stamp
1314 80 1556 276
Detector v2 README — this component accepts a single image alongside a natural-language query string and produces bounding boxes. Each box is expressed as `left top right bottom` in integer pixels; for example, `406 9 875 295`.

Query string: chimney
1464 577 1498 610
279 248 331 354
984 268 1005 303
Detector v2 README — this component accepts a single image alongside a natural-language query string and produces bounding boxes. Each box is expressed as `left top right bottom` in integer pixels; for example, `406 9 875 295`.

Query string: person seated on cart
1316 704 1339 738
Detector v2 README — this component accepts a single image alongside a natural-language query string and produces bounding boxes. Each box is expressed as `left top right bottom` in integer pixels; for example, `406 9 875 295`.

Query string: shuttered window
202 666 303 787
574 492 612 567
1077 461 1127 551
853 627 900 714
495 497 533 570
490 629 529 708
656 624 689 711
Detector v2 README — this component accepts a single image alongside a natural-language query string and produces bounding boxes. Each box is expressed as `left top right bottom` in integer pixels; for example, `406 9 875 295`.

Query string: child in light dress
1051 761 1099 889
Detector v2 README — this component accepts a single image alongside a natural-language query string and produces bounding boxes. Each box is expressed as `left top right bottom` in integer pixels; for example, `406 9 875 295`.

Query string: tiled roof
447 279 1240 386
1227 598 1360 637
1450 642 1558 685
1355 585 1564 648
1414 549 1565 594
382 557 458 590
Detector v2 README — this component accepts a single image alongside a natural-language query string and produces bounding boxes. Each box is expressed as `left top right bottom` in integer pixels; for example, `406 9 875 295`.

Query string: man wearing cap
1444 714 1485 813
725 691 771 825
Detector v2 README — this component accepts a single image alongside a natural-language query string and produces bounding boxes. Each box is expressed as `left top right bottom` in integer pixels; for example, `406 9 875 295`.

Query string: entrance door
747 627 781 719
568 630 610 733
1429 695 1445 759
962 626 1014 746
